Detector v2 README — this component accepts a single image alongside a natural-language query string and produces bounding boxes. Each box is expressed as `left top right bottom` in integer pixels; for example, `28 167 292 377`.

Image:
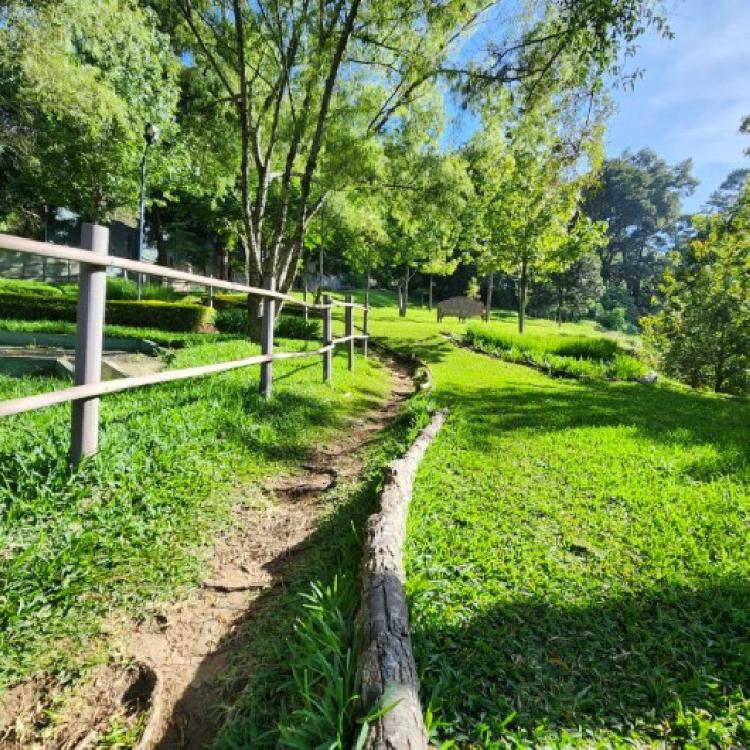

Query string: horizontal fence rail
0 225 370 463
0 232 328 309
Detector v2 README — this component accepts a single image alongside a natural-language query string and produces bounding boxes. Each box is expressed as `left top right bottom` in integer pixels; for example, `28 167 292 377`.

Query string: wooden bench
436 296 485 322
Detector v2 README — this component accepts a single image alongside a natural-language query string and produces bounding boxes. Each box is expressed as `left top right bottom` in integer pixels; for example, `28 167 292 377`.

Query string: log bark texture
358 410 447 750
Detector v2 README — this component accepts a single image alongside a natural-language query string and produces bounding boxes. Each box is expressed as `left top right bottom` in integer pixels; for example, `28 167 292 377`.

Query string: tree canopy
583 148 697 314
644 187 750 394
0 0 181 223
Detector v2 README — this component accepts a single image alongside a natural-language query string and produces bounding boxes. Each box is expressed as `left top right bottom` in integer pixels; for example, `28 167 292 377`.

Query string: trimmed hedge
0 278 63 297
215 307 321 339
204 292 245 310
205 292 306 319
107 300 215 332
0 292 215 332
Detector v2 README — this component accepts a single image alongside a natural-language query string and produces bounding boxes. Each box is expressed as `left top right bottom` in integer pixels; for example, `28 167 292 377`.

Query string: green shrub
215 308 246 334
59 277 182 302
596 305 626 331
276 314 320 340
0 292 77 322
215 308 321 339
0 292 214 332
551 337 619 360
57 283 79 297
103 277 136 300
107 300 215 332
609 353 647 380
0 278 63 297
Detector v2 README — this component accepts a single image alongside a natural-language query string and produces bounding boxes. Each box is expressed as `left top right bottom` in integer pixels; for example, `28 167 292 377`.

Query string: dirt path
0 354 414 750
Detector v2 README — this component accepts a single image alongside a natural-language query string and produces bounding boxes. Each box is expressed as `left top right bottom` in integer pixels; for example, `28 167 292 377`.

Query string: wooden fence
0 223 369 463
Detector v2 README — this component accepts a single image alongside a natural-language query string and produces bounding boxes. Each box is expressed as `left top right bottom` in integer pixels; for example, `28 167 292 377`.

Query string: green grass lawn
0 336 391 689
362 300 750 748
3 297 747 748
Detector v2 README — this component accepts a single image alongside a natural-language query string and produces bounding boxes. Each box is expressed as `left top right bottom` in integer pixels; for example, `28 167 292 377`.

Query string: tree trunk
219 243 231 281
240 236 251 286
244 259 263 342
557 286 563 327
303 274 309 322
318 246 323 296
714 332 726 392
246 294 263 342
484 271 493 322
399 267 409 317
428 274 433 311
365 267 371 309
518 259 528 334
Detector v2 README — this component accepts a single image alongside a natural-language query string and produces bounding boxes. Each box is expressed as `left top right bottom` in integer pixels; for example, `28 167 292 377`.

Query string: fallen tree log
358 409 447 749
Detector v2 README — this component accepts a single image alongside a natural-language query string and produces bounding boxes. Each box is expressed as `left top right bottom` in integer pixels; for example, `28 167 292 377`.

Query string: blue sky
607 0 750 212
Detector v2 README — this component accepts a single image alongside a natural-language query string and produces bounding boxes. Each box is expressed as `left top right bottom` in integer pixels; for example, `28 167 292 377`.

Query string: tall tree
468 94 606 333
583 149 697 312
643 188 750 394
0 0 181 223
529 253 604 324
152 0 663 337
381 143 473 317
706 168 750 213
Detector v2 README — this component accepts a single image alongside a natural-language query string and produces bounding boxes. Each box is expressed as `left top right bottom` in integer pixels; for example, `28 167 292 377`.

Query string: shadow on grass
415 578 750 743
436 379 749 478
374 337 454 367
220 387 384 463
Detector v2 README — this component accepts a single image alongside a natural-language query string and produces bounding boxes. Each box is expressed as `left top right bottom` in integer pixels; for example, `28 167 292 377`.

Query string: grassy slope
364 299 750 748
0 337 391 688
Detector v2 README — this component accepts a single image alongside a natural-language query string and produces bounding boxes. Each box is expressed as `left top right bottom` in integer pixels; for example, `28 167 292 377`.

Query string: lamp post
136 122 160 300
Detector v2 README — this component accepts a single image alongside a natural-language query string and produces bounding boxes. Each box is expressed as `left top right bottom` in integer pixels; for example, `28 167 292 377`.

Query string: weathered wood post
346 294 354 371
207 276 214 308
70 223 108 465
363 303 369 359
323 294 332 383
260 276 275 399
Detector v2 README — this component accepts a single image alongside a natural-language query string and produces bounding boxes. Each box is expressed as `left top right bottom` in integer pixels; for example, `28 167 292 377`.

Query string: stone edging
357 409 447 749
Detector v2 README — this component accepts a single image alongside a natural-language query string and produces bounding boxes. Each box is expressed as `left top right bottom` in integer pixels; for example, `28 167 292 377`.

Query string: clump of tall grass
275 577 363 748
466 327 621 360
58 277 182 302
105 277 182 302
465 326 646 381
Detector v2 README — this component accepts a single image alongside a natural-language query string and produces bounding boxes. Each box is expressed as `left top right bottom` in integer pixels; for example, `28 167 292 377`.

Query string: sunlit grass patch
402 346 749 747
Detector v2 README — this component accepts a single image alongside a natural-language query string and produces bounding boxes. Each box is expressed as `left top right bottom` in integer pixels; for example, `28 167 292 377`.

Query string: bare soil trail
0 354 414 750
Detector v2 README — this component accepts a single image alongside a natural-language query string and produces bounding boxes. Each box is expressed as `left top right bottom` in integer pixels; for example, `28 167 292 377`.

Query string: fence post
363 304 369 359
260 276 275 399
70 223 108 464
323 294 332 383
346 294 354 371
